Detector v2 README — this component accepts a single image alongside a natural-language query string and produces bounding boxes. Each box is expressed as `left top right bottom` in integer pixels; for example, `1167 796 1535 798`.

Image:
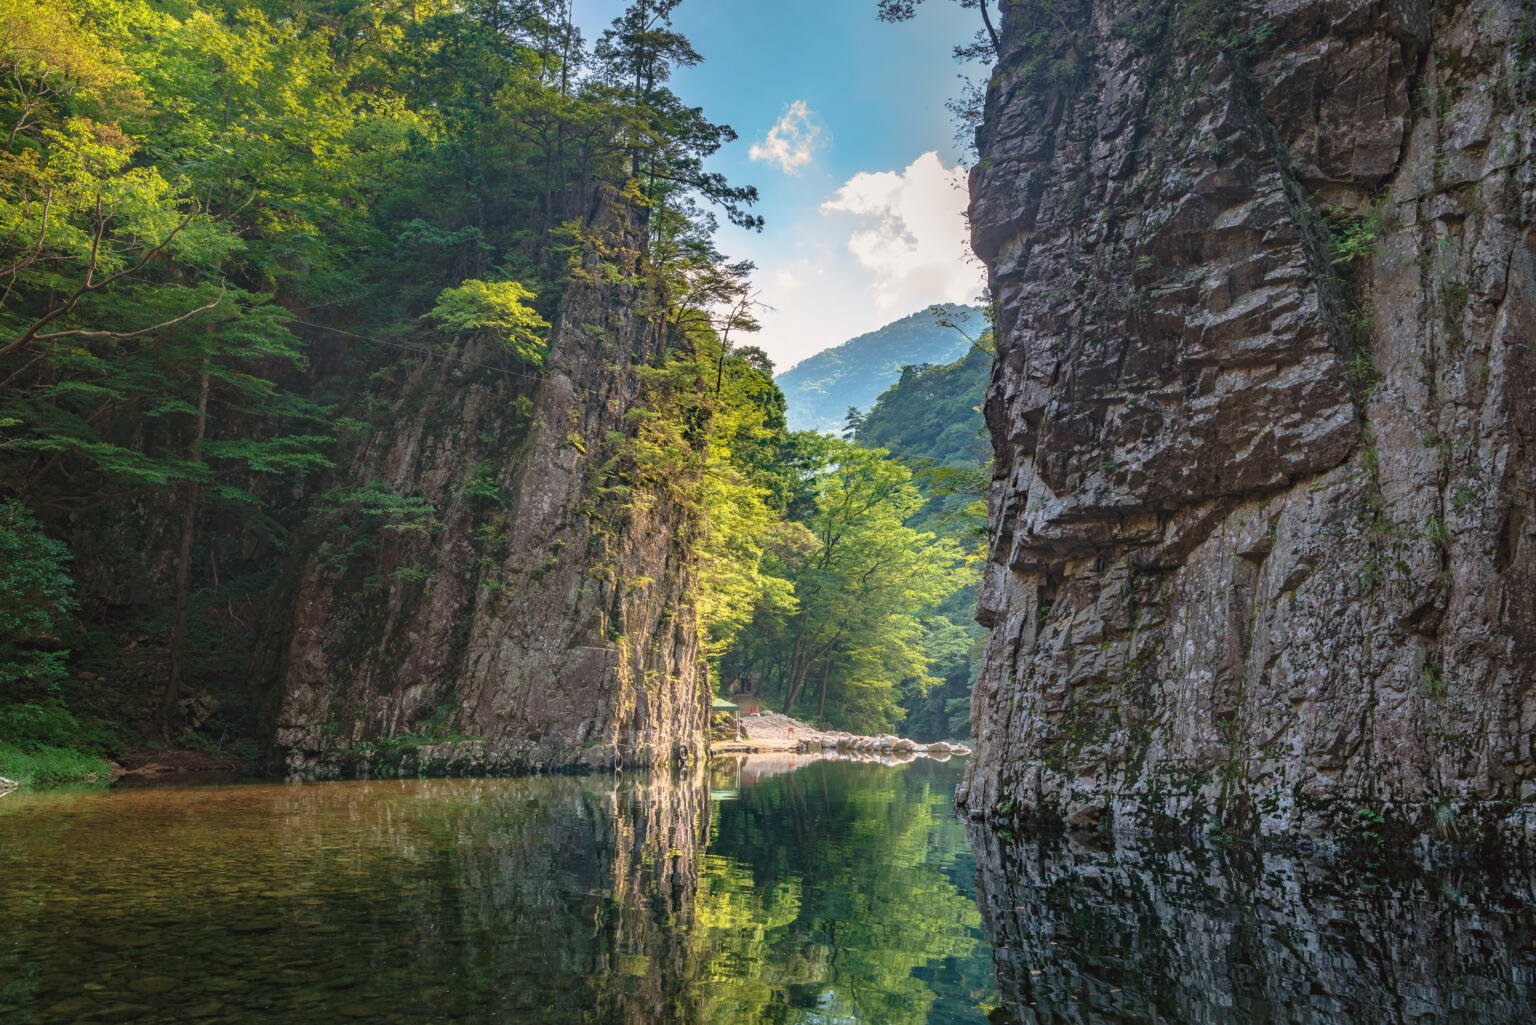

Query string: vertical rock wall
963 0 1536 842
265 191 706 778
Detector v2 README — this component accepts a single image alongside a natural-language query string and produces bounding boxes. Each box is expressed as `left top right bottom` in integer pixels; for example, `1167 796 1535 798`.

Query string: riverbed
1 759 1533 1023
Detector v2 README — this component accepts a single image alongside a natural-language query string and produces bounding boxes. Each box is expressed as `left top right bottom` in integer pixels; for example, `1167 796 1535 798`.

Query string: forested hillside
853 341 991 740
0 0 986 782
776 304 984 433
0 0 776 782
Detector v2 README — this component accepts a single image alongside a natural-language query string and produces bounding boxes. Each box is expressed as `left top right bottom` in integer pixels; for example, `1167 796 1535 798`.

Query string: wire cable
288 317 550 384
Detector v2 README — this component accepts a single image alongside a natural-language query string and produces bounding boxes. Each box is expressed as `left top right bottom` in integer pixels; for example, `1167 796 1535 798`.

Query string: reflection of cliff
591 774 711 1025
0 776 710 1025
971 826 1536 1025
307 775 712 1025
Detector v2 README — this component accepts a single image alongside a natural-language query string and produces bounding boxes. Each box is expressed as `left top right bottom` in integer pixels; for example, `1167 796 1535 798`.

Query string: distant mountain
776 304 987 433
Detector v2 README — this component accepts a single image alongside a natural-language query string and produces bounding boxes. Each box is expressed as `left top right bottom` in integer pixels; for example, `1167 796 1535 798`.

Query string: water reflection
0 775 709 1024
0 760 991 1024
699 759 994 1024
8 763 1527 1025
970 827 1536 1024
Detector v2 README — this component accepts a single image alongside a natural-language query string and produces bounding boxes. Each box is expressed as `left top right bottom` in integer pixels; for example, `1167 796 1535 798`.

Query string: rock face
265 191 705 778
962 0 1536 843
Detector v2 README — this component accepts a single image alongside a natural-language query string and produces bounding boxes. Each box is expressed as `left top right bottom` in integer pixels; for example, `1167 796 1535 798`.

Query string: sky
575 0 988 372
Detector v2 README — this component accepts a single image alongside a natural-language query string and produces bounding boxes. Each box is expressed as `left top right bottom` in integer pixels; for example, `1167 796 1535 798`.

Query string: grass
0 699 117 790
0 740 112 789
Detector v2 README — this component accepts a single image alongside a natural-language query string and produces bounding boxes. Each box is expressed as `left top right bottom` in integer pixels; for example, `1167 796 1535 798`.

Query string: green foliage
630 296 978 734
721 438 969 733
853 341 993 739
0 0 768 752
1421 665 1449 701
330 484 435 534
317 482 436 576
0 506 110 786
694 350 799 661
0 501 75 695
0 739 110 787
1326 207 1385 267
699 762 990 1023
424 280 551 364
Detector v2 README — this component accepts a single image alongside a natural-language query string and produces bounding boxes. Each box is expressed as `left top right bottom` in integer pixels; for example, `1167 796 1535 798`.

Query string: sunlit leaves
424 278 551 364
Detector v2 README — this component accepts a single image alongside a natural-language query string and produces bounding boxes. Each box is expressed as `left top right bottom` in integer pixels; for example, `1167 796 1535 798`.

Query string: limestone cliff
962 0 1536 843
264 191 706 778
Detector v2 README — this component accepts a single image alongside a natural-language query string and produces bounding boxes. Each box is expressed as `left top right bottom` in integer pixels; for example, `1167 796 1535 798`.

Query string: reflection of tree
698 760 990 1025
971 826 1536 1025
0 763 997 1025
691 853 804 1021
0 775 711 1025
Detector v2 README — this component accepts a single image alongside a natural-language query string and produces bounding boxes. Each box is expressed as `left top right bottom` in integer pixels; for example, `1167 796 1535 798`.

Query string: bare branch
0 186 53 308
34 286 225 343
0 205 201 362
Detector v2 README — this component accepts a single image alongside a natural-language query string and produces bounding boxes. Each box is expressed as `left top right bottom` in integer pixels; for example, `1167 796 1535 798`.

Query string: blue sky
574 0 988 370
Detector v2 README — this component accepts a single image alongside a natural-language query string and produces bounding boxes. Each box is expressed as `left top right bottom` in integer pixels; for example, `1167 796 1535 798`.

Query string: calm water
0 758 990 1024
2 758 1534 1025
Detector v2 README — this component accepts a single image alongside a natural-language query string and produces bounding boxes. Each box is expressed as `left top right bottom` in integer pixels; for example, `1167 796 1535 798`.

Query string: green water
4 758 1535 1025
0 758 993 1024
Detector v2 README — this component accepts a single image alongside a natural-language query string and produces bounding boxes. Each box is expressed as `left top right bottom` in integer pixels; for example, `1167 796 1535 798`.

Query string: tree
595 1 762 231
855 335 994 740
0 0 771 753
877 0 1000 59
0 500 74 696
723 439 967 733
424 279 551 364
693 348 799 664
876 0 1001 148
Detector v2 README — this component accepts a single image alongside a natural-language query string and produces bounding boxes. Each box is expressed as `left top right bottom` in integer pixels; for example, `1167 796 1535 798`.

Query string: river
0 758 1532 1023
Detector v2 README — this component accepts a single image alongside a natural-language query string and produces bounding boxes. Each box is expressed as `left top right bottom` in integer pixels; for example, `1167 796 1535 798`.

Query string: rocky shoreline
711 711 970 760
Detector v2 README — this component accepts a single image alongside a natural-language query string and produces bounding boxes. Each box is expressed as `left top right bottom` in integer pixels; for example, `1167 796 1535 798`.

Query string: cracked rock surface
264 191 704 779
961 0 1536 843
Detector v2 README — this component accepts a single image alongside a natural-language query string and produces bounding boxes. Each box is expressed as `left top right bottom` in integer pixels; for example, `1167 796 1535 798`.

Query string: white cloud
770 266 805 295
818 151 982 314
711 151 985 372
749 101 822 175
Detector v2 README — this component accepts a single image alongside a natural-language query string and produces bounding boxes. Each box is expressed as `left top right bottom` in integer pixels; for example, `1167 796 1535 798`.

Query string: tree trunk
980 0 1001 56
160 358 210 737
817 662 831 721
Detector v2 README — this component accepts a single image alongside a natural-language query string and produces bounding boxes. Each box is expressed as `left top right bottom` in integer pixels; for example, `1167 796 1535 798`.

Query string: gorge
2 0 1534 852
5 4 1536 1022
